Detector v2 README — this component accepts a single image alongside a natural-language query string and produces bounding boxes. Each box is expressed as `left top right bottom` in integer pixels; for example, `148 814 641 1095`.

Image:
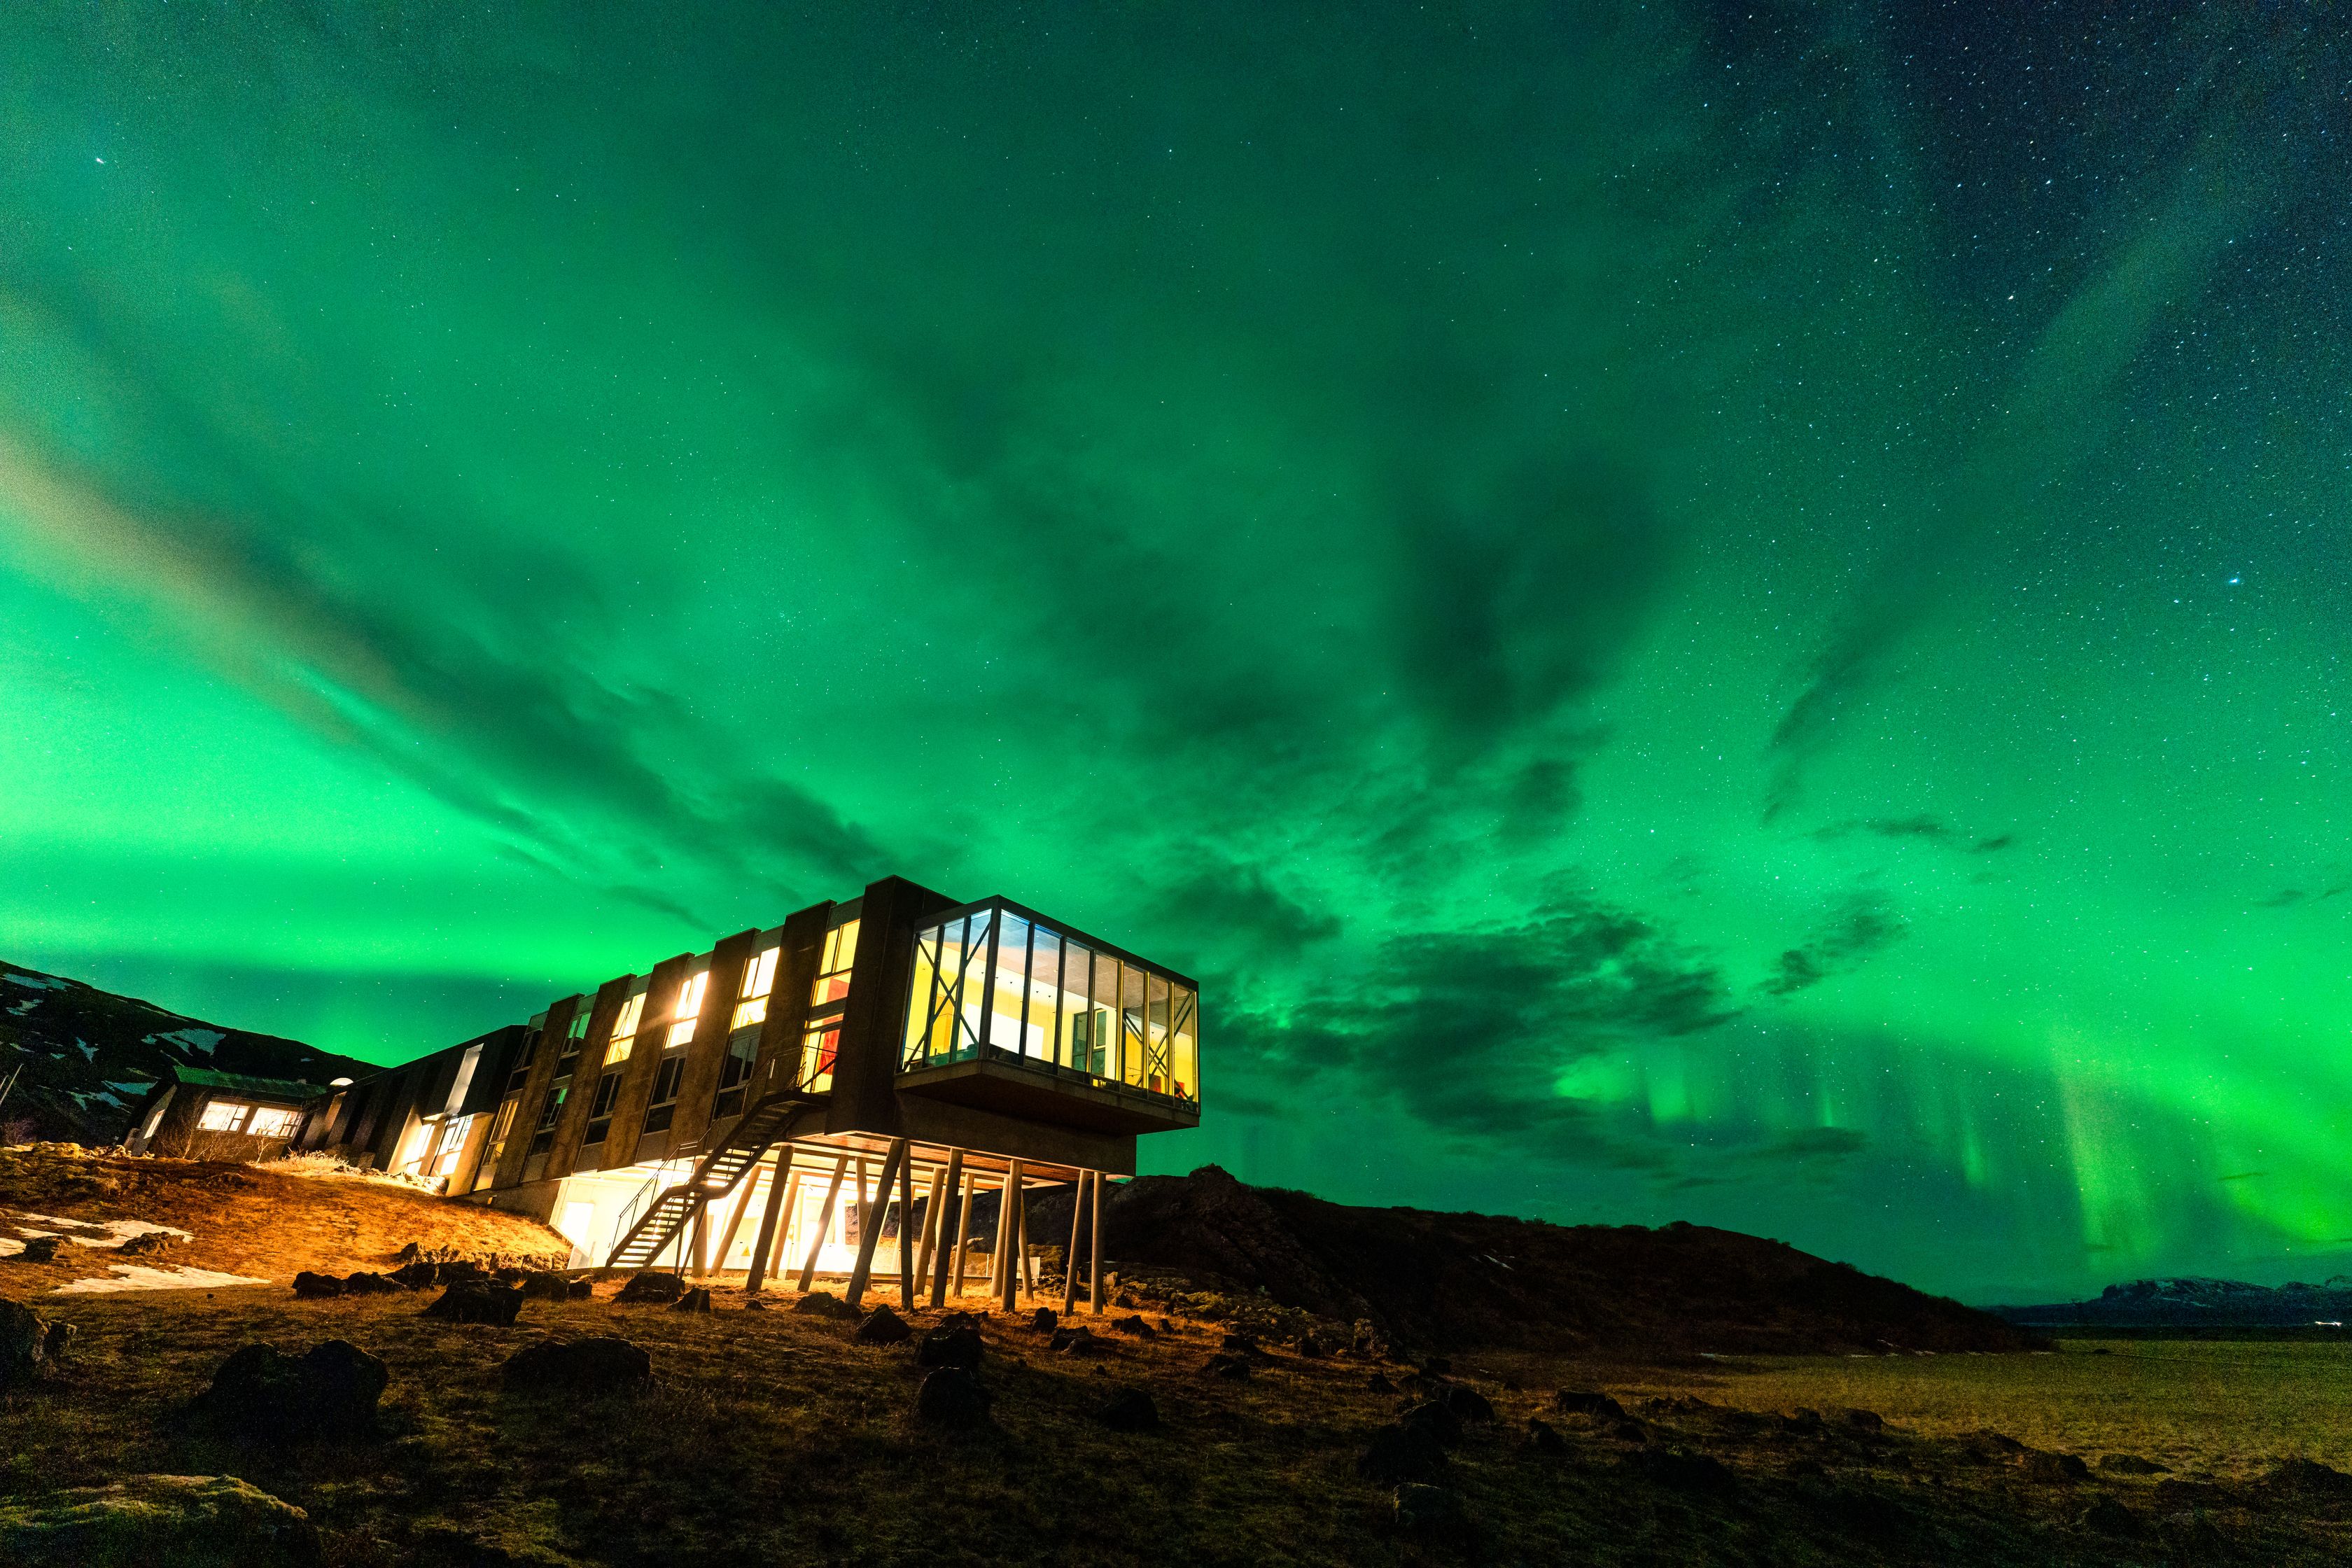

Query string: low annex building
292 876 1202 1308
125 1063 342 1160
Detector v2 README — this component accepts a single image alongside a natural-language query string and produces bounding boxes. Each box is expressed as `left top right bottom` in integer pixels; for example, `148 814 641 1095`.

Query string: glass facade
900 899 1198 1104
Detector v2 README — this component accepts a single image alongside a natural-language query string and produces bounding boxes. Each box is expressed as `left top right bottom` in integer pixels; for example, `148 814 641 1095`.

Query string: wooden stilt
744 1152 795 1295
1088 1170 1105 1315
845 1138 906 1312
1000 1160 1024 1315
763 1170 802 1282
897 1144 918 1307
1022 1191 1037 1297
913 1166 946 1298
987 1175 1009 1302
684 1202 707 1280
797 1153 850 1292
947 1161 976 1301
1061 1175 1084 1316
852 1157 872 1241
930 1150 965 1306
710 1168 760 1276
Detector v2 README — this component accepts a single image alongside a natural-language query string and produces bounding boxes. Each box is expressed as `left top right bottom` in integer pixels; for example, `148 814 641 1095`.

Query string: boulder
1220 1332 1263 1358
1027 1307 1058 1334
2266 1458 2352 1498
1294 1332 1328 1357
1441 1384 1496 1424
290 1273 346 1301
916 1367 993 1429
519 1272 573 1302
1366 1372 1396 1394
2077 1497 2141 1536
1844 1408 1885 1432
500 1336 652 1393
2097 1453 2169 1476
194 1340 388 1440
856 1306 911 1344
1111 1314 1158 1339
1392 1483 1467 1539
421 1284 524 1326
117 1231 174 1257
1420 1357 1452 1378
340 1272 402 1296
2023 1450 2091 1484
615 1272 685 1306
491 1267 526 1287
1399 1400 1464 1447
15 1237 61 1264
1096 1387 1162 1433
567 1279 595 1300
1526 1418 1569 1454
1051 1326 1107 1357
790 1290 856 1319
1 1298 53 1386
1554 1389 1626 1419
0 1474 321 1567
1203 1354 1252 1381
918 1326 984 1370
388 1261 442 1289
1357 1422 1448 1484
669 1288 712 1315
1625 1449 1737 1493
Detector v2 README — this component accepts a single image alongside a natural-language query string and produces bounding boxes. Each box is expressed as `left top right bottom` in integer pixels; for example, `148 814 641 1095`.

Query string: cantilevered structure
295 876 1200 1312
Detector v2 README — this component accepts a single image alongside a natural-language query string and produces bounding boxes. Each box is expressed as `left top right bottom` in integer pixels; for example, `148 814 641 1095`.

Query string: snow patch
155 1027 225 1055
4 971 65 991
54 1264 271 1294
75 1040 97 1060
1 1212 192 1255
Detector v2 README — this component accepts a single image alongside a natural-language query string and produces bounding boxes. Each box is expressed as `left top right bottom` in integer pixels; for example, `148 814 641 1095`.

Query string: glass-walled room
900 899 1198 1103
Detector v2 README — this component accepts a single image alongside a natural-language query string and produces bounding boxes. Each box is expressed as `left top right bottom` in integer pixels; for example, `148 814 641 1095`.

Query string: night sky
3 6 2347 1303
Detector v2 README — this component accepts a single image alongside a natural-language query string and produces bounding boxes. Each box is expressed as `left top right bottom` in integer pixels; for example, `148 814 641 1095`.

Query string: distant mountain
0 962 374 1144
1030 1164 2040 1354
1992 1275 2352 1329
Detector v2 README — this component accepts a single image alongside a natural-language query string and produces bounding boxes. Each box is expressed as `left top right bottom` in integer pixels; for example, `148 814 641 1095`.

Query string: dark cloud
1762 895 1907 997
1809 816 2017 854
1746 1126 1870 1162
1221 888 1737 1141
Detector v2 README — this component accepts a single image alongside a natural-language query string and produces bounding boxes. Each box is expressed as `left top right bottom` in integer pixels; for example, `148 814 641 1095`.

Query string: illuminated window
731 945 780 1031
606 991 646 1066
197 1099 252 1133
426 1114 477 1179
799 1019 841 1093
479 1096 519 1185
812 919 860 1006
246 1105 303 1140
666 970 708 1050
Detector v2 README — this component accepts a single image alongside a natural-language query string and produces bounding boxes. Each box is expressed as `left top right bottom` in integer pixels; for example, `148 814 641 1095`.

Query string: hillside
1995 1276 2352 1329
1034 1166 2036 1355
0 963 372 1144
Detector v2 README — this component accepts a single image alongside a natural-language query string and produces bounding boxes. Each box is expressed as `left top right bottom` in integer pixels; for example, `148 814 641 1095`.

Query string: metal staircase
601 1089 818 1272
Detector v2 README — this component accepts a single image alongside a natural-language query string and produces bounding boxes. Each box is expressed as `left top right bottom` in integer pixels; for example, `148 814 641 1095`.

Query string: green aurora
1 5 2347 1302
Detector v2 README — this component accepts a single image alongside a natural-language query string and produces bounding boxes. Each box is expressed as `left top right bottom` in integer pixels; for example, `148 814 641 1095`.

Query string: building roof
164 1065 335 1102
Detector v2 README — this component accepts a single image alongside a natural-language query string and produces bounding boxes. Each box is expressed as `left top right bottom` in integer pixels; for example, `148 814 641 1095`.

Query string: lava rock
0 1298 55 1386
291 1272 346 1301
421 1283 525 1325
1526 1418 1569 1454
1111 1314 1158 1339
195 1339 389 1440
500 1336 652 1393
1627 1448 1737 1493
1357 1422 1449 1484
615 1272 686 1305
519 1271 574 1302
1400 1399 1464 1446
857 1306 912 1343
916 1366 993 1429
41 1321 74 1362
1220 1332 1263 1358
918 1325 985 1370
1441 1384 1496 1424
1420 1357 1452 1378
670 1288 713 1314
1366 1372 1396 1394
2024 1450 2092 1484
1203 1353 1252 1380
15 1237 60 1264
791 1290 858 1319
2097 1453 2169 1476
1051 1326 1107 1357
117 1230 175 1257
2077 1497 2141 1535
1844 1408 1885 1432
1555 1389 1626 1419
2267 1458 2352 1497
0 1474 321 1567
1294 1332 1328 1357
1096 1387 1163 1432
388 1261 443 1289
338 1272 400 1296
1392 1483 1467 1539
568 1279 594 1300
1028 1307 1058 1334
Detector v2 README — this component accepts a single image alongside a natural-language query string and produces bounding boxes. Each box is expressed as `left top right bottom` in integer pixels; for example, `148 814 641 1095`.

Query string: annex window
640 1056 687 1134
666 969 709 1050
197 1099 253 1133
731 944 780 1031
426 1114 477 1180
604 989 648 1067
246 1105 304 1140
478 1095 519 1184
812 918 860 1007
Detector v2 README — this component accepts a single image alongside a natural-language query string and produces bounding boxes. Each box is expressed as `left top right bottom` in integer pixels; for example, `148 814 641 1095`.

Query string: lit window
731 946 780 1031
427 1114 477 1179
197 1099 251 1133
811 919 860 1006
246 1106 303 1140
799 1019 841 1093
606 992 646 1065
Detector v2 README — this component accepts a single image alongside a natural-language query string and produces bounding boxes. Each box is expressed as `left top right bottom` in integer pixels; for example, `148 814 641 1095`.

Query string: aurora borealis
1 4 2346 1303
